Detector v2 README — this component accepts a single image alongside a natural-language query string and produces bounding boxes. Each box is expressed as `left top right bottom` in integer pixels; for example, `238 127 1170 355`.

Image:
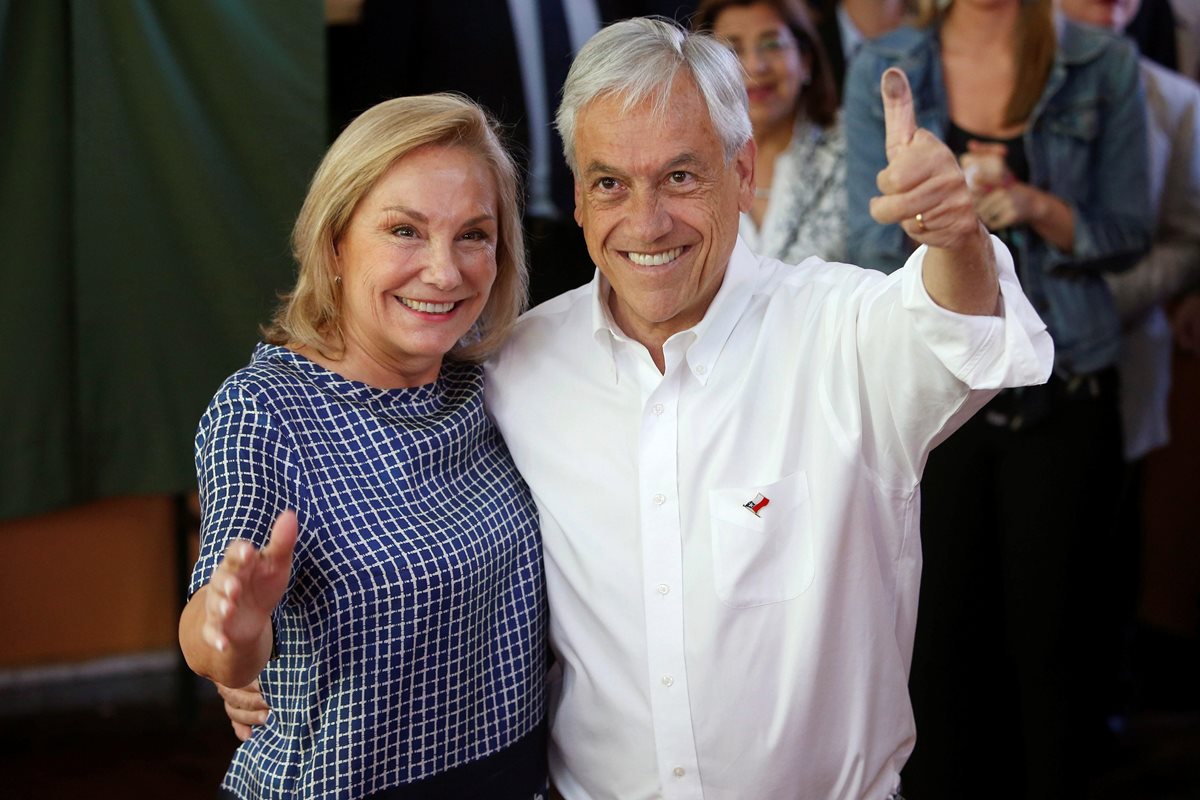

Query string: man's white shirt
485 237 1052 799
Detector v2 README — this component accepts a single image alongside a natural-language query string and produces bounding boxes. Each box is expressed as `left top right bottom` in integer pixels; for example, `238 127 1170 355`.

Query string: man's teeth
628 246 683 266
400 298 455 313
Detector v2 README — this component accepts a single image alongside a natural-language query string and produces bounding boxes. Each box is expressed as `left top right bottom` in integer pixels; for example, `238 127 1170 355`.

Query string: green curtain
0 0 76 517
0 0 325 519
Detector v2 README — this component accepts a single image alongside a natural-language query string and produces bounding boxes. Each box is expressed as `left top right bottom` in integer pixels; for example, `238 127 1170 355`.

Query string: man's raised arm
868 68 999 316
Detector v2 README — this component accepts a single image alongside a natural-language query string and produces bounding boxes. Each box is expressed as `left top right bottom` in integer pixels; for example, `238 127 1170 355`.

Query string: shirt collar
1054 12 1111 66
588 236 762 386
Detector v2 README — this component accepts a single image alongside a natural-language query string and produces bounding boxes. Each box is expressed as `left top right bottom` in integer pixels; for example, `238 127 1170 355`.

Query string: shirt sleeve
827 236 1053 489
900 236 1054 392
189 380 300 598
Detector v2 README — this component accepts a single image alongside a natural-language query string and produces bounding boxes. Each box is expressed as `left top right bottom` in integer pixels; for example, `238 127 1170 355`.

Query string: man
222 17 1051 799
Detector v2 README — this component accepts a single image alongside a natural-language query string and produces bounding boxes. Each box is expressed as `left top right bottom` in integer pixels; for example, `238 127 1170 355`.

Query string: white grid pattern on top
190 345 545 799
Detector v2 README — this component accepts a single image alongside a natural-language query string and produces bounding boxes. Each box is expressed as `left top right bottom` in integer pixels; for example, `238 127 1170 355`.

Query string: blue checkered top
190 344 546 799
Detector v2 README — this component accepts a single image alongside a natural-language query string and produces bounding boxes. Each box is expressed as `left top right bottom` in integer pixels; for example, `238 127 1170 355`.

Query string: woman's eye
461 229 489 242
391 224 416 237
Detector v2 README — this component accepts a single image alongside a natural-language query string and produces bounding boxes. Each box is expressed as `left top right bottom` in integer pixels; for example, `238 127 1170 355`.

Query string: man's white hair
554 16 753 175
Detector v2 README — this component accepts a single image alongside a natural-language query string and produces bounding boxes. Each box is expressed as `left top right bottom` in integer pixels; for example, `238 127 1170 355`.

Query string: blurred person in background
693 0 847 264
844 0 1152 796
807 0 911 97
1062 0 1200 723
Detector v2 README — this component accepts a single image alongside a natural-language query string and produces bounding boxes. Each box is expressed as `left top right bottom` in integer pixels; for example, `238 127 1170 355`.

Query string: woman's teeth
400 298 455 313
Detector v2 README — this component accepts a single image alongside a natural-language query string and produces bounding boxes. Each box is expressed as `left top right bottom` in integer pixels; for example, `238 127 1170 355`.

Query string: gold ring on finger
915 212 927 232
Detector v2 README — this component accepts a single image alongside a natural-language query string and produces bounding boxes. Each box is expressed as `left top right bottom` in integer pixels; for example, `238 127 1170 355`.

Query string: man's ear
735 138 757 213
573 179 583 227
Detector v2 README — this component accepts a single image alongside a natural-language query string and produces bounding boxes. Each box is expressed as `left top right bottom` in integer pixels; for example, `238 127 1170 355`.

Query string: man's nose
627 190 671 242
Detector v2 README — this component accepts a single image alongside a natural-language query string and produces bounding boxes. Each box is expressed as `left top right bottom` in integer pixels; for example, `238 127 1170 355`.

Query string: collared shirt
485 237 1052 799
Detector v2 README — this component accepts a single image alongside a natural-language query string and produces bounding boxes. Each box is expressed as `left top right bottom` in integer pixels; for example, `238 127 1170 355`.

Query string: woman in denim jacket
843 1 1152 798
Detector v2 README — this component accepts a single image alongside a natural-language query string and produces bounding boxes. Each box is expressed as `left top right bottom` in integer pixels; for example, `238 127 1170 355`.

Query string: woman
178 94 546 799
693 0 847 264
843 1 1151 797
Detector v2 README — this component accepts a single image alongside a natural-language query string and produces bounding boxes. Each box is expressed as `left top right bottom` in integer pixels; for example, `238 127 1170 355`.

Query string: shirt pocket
708 471 815 608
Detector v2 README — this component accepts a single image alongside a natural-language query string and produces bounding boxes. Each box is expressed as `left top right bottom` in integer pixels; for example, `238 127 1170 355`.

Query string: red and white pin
742 492 770 517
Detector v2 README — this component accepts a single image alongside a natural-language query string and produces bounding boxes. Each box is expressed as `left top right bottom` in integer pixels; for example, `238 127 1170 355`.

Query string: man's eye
597 177 620 191
668 171 691 184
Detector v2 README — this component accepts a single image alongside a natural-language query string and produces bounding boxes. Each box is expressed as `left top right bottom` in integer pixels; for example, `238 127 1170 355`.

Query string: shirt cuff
900 235 1054 390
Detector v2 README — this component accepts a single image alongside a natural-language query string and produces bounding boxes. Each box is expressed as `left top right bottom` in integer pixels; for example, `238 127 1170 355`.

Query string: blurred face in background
1057 0 1141 30
712 2 809 135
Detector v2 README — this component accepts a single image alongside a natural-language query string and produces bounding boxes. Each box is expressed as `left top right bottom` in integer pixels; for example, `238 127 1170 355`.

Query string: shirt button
673 766 686 777
653 403 664 416
652 493 666 506
661 674 674 687
695 364 707 375
656 583 670 595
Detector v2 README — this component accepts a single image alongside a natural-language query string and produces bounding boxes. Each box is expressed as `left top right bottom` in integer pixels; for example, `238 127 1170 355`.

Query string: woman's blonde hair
918 0 1055 127
264 93 527 363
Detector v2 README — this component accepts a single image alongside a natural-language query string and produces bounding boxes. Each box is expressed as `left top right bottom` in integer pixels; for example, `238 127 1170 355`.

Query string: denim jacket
844 17 1152 375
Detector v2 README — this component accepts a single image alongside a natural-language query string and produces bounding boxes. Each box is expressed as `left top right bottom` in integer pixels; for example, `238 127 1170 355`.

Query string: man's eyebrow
581 160 627 179
582 153 703 178
663 153 703 171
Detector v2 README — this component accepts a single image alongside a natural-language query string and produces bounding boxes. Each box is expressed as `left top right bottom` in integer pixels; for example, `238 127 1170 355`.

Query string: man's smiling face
572 73 755 345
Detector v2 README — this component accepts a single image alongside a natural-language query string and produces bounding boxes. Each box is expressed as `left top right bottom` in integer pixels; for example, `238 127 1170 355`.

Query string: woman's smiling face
333 144 498 388
713 2 808 134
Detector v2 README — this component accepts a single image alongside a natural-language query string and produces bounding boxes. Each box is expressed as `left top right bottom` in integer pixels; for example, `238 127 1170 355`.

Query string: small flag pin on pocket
742 493 770 517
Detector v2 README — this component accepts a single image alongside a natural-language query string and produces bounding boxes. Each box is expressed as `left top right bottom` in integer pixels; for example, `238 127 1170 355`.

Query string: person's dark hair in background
694 0 839 126
1126 0 1179 71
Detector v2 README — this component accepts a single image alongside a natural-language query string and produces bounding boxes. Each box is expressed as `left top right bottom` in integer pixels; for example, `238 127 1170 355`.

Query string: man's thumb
882 67 917 162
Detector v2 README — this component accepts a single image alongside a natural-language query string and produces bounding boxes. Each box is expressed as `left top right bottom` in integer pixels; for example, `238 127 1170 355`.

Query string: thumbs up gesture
868 68 996 314
868 68 983 253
